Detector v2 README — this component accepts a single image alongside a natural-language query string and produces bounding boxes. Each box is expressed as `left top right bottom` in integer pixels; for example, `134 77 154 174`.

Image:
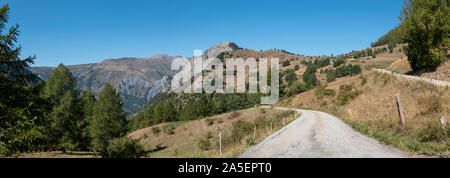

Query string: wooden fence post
219 132 222 157
440 116 447 129
351 110 357 120
395 94 406 127
270 122 273 133
253 126 256 140
366 108 371 120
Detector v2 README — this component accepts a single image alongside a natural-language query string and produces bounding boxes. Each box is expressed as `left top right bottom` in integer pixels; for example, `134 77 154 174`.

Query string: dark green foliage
43 64 88 151
131 93 261 131
49 91 83 151
294 65 300 71
105 137 145 158
325 69 337 82
371 26 405 47
400 0 449 71
151 127 161 134
333 58 346 67
284 70 298 85
90 84 128 154
0 4 46 156
302 65 318 89
79 90 96 150
42 64 77 105
282 60 291 67
332 64 362 79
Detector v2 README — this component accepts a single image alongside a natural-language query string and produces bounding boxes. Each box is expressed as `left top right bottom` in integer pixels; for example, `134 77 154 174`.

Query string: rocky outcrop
118 74 171 112
203 42 240 59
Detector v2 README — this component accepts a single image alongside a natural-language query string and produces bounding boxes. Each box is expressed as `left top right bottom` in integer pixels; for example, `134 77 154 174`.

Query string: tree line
131 93 262 131
0 5 143 157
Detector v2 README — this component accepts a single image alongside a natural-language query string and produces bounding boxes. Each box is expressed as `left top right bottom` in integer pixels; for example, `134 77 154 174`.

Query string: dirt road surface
240 108 408 158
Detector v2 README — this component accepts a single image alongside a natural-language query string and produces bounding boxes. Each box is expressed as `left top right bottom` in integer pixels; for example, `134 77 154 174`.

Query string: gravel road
239 108 408 158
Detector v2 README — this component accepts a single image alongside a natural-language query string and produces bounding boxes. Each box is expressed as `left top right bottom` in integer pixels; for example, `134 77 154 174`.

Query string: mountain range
30 42 240 113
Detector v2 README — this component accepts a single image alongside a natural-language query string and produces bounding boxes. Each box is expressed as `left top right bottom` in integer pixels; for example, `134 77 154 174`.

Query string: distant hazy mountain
31 55 177 113
30 42 243 114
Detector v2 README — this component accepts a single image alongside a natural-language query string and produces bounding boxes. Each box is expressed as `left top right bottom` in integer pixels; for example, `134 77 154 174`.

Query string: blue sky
7 0 404 67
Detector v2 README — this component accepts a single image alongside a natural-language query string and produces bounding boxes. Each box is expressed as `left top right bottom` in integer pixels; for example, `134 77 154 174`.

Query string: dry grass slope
278 70 449 157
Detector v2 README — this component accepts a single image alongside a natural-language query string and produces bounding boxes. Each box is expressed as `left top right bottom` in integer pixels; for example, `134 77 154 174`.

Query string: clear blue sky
7 0 404 67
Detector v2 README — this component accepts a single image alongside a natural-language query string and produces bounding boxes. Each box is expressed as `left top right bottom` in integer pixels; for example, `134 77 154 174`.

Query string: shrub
333 58 346 67
245 137 256 147
205 118 214 126
217 118 224 124
198 138 211 151
152 127 161 134
231 120 253 143
417 122 448 142
105 137 145 158
337 85 362 105
315 85 335 99
164 125 175 135
282 60 290 67
294 65 300 71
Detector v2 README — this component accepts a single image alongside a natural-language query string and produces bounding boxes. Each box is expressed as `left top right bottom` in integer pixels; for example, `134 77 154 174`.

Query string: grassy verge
128 107 299 158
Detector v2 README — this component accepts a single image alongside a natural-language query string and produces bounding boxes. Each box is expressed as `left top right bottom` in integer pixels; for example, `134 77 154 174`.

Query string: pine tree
161 101 177 122
42 64 77 105
400 0 449 71
49 92 83 151
90 84 128 154
0 4 44 156
43 63 83 150
79 90 96 150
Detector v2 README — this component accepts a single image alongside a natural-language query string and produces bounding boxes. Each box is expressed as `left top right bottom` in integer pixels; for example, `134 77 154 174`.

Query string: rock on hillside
203 42 240 59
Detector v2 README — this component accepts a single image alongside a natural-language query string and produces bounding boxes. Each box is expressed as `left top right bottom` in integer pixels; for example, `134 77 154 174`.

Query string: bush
164 125 175 135
337 85 362 105
231 120 253 143
417 122 448 142
152 127 161 134
282 60 290 67
105 137 145 158
205 118 214 126
326 70 337 82
315 85 335 99
294 65 300 71
198 138 211 151
333 58 346 67
217 118 224 124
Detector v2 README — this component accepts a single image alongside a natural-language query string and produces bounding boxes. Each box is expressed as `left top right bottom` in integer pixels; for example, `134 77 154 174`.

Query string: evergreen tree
161 101 177 122
49 92 83 151
42 64 77 105
0 4 45 156
43 63 83 150
90 84 128 154
400 0 449 71
79 90 96 150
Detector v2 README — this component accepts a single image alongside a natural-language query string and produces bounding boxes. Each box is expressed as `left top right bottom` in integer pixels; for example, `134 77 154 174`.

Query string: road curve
239 108 408 158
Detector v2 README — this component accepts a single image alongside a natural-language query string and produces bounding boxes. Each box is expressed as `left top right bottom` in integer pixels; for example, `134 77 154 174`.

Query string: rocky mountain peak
203 42 240 59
